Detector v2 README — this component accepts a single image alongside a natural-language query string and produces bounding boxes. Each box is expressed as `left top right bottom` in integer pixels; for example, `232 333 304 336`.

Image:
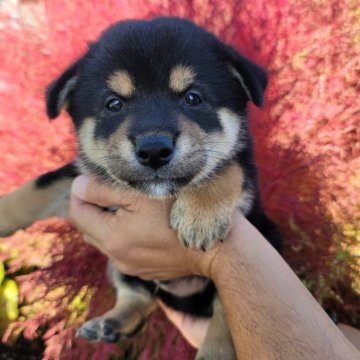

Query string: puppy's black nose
135 136 174 169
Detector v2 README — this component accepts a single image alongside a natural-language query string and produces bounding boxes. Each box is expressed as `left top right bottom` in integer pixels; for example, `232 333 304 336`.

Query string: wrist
174 212 255 279
206 212 260 283
188 212 245 279
187 242 225 278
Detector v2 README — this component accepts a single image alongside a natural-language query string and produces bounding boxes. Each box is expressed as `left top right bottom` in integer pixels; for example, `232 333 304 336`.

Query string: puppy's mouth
99 154 198 196
126 175 191 197
81 150 202 197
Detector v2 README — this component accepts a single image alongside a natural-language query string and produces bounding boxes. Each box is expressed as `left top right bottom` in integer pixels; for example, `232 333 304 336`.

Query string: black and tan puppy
0 17 282 359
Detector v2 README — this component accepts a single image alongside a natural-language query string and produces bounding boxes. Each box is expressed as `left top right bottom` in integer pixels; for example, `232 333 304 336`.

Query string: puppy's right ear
45 57 83 120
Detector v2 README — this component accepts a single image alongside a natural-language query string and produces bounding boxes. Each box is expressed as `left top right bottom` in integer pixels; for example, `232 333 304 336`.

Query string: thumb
157 300 209 349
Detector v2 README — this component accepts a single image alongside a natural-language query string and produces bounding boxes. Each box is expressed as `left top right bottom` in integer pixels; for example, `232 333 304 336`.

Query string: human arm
209 214 360 359
70 175 360 359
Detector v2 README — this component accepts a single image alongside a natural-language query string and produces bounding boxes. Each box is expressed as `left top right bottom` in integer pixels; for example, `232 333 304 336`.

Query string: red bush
0 0 359 358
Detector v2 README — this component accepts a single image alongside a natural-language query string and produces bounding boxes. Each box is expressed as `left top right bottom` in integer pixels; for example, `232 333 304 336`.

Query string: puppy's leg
196 297 235 360
171 163 243 250
78 262 157 343
0 163 77 236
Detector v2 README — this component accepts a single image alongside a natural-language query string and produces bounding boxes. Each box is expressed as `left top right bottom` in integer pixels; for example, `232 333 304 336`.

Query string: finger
70 190 112 240
158 300 186 325
72 175 175 216
157 300 209 349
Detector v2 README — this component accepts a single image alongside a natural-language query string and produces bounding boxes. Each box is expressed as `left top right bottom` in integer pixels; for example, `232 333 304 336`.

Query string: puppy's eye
184 92 202 106
106 97 123 112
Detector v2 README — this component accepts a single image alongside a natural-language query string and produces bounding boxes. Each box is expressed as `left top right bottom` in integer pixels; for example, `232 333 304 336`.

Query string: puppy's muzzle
135 136 174 169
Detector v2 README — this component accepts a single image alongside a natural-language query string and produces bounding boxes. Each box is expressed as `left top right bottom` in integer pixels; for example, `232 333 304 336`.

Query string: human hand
69 175 223 280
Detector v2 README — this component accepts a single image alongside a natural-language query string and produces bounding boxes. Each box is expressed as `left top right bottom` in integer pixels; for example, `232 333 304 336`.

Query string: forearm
211 214 359 360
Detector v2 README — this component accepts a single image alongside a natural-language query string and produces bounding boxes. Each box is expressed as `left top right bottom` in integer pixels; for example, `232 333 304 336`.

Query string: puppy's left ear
45 57 83 120
216 43 268 107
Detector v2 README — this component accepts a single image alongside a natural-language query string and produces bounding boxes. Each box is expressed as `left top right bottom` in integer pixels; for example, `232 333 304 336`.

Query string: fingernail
72 175 89 199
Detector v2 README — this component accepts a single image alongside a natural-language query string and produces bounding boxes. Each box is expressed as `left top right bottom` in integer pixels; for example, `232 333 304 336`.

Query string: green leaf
0 279 19 321
0 263 4 286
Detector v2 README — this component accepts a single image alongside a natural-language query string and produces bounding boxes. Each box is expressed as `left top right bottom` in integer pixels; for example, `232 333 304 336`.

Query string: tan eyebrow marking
107 70 135 97
169 65 195 92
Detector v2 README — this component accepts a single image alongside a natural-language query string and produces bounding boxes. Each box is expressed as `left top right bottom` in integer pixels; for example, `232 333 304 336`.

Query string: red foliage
0 0 359 358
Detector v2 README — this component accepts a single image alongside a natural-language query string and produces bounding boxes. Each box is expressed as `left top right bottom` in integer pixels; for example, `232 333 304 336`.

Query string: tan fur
217 107 244 152
79 117 136 188
237 188 254 215
169 65 195 92
107 290 155 335
78 117 108 164
191 108 243 185
176 112 242 189
170 162 244 250
196 298 236 360
108 118 133 162
176 117 206 159
0 177 72 236
107 70 135 97
78 274 156 341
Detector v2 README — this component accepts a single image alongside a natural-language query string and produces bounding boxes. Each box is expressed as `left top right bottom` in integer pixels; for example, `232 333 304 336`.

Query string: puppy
0 17 282 359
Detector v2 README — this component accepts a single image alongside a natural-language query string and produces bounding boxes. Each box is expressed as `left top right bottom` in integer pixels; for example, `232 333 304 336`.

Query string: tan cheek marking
177 118 205 159
190 108 242 184
109 118 134 162
169 65 195 92
107 70 135 97
216 107 242 154
79 118 107 164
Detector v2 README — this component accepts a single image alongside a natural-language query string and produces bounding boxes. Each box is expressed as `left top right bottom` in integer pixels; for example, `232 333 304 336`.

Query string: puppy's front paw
170 202 230 251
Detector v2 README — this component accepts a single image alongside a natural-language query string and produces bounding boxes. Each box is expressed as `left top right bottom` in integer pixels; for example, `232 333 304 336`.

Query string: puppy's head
46 17 267 197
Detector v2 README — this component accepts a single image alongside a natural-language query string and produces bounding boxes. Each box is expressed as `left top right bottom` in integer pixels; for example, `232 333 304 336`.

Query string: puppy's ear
216 43 267 107
45 57 83 119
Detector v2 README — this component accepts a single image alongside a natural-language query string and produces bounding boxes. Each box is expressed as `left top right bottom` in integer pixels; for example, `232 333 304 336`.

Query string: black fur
35 163 79 188
157 282 216 317
46 58 84 119
214 42 268 107
48 17 265 131
45 17 282 319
